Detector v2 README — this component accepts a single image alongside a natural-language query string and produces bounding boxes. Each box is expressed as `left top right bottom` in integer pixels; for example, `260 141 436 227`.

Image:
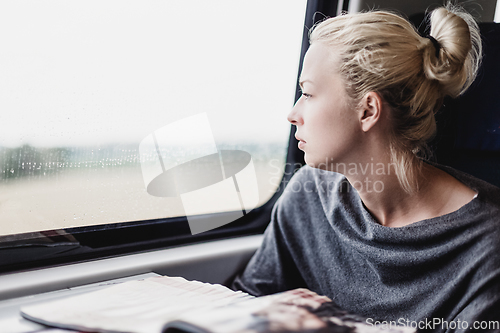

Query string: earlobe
360 92 383 132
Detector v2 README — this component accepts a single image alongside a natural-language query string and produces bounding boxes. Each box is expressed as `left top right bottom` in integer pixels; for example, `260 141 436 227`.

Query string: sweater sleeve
452 273 500 332
231 196 307 296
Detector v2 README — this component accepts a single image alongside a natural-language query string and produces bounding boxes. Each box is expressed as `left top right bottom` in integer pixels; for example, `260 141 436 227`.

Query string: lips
295 135 306 150
295 135 306 143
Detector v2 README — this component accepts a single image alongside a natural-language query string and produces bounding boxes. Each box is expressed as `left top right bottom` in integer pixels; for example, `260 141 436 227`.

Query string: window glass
0 0 306 236
495 0 500 22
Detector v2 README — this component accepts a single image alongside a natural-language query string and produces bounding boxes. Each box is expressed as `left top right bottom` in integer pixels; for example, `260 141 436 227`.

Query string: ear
359 92 383 132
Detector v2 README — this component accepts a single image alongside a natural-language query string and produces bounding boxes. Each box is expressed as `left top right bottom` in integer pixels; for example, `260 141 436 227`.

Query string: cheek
310 101 336 125
321 109 359 147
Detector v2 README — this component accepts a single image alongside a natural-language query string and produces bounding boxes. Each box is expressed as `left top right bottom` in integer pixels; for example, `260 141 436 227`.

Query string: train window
0 0 307 272
496 0 500 22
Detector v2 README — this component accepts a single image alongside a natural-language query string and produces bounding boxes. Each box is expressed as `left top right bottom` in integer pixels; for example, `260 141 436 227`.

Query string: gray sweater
233 164 500 332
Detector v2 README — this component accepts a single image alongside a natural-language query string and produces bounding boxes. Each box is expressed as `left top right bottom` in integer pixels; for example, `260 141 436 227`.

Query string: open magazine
21 276 414 333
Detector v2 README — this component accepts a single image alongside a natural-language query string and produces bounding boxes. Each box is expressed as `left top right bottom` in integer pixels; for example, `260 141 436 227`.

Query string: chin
304 154 331 171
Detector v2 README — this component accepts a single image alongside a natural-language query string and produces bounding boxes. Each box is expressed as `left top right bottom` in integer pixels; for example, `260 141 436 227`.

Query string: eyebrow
298 79 313 88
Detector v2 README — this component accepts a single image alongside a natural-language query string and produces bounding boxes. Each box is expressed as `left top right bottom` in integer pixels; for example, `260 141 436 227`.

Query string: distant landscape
0 142 288 236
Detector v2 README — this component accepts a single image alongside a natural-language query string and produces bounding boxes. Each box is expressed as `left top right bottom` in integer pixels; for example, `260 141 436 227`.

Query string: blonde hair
309 4 482 193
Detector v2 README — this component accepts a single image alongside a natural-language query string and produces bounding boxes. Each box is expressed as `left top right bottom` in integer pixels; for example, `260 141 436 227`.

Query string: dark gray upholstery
430 23 500 188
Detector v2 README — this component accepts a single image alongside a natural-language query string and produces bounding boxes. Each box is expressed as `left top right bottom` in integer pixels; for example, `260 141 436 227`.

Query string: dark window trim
0 0 339 275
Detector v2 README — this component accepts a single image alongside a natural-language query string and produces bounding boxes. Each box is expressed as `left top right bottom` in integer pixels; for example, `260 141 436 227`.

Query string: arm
232 197 307 296
453 275 500 333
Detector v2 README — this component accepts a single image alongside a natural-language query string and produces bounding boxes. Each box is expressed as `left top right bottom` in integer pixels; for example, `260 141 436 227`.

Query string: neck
342 154 429 228
344 159 476 227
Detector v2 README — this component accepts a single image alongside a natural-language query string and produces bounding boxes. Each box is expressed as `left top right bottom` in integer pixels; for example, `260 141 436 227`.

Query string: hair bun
421 5 481 98
424 35 441 58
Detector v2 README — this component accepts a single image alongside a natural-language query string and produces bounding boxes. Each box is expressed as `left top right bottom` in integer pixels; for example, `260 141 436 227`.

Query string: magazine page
21 276 414 333
165 289 415 333
21 276 253 333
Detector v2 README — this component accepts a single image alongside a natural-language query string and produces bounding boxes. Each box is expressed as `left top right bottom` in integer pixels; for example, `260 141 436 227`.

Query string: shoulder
283 165 349 193
278 165 351 206
273 165 359 227
433 162 500 210
434 164 500 257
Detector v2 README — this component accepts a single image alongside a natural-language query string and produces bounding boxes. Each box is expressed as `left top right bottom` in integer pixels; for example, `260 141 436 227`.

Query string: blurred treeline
0 144 140 182
1 145 69 180
0 142 286 183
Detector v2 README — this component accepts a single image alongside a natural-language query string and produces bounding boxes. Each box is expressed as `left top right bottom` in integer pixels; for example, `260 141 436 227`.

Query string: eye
301 92 311 100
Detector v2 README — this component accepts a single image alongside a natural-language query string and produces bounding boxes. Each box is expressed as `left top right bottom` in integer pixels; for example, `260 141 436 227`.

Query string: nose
287 100 303 125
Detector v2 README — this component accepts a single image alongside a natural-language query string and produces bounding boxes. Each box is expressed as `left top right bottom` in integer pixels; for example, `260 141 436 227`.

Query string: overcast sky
0 0 307 148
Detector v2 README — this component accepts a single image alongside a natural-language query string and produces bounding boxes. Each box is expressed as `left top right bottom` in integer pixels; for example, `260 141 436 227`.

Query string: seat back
430 23 500 188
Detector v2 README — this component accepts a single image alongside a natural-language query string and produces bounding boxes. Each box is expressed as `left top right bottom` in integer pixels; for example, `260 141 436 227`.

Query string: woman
233 4 500 331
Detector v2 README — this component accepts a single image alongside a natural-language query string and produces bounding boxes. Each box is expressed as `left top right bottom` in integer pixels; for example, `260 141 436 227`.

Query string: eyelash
300 90 311 99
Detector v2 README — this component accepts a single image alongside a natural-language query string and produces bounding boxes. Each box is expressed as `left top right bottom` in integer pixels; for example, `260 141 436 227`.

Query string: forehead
300 43 339 84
